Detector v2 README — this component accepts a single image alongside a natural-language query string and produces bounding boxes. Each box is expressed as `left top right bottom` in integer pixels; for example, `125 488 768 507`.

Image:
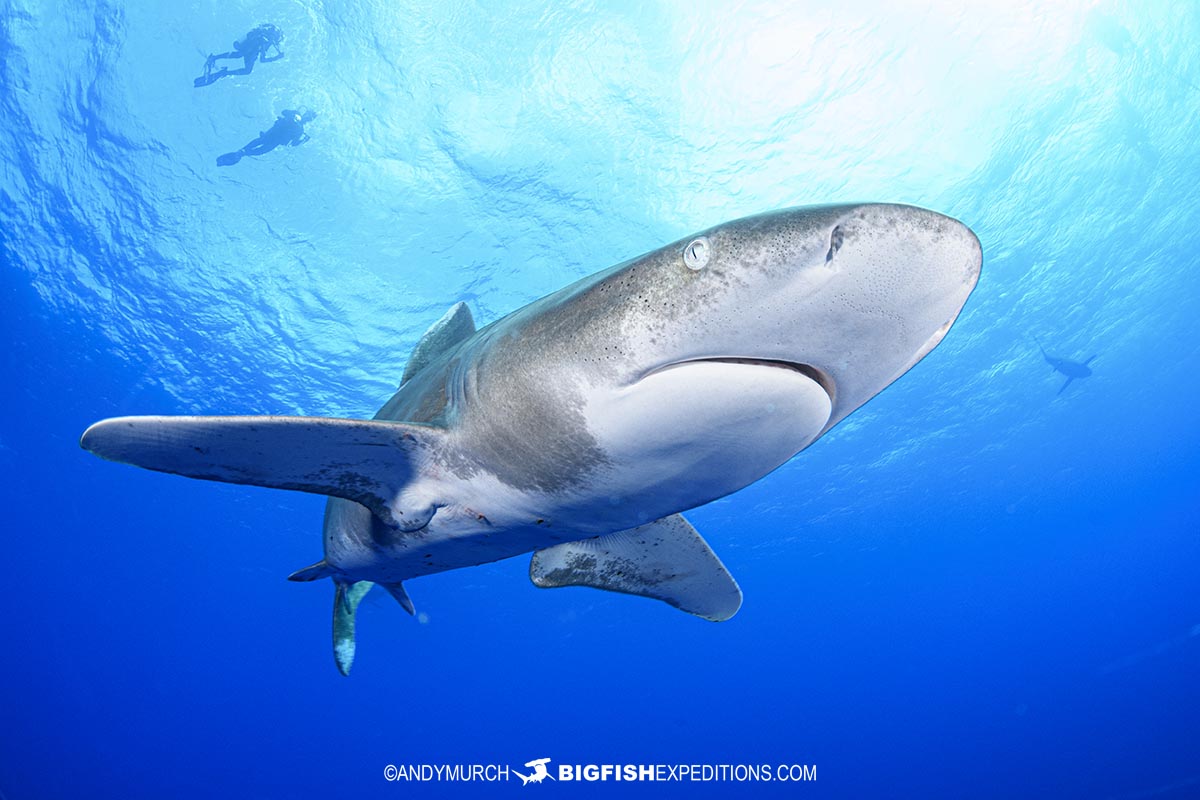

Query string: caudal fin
289 565 417 675
332 581 374 676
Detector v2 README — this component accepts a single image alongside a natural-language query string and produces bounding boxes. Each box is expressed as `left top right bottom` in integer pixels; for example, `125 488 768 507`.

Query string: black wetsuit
216 110 311 165
199 26 283 85
241 112 308 156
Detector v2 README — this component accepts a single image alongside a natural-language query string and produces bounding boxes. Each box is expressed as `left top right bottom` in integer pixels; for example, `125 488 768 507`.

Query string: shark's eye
683 237 710 270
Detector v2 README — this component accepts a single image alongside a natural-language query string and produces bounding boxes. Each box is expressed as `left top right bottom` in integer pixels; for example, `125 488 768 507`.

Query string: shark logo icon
515 757 554 785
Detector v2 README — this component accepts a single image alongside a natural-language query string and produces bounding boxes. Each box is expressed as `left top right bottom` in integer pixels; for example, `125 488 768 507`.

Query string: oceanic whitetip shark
81 204 982 674
1035 339 1096 395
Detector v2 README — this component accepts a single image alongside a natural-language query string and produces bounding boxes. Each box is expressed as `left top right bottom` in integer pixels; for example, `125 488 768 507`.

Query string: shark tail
288 562 416 675
332 580 374 676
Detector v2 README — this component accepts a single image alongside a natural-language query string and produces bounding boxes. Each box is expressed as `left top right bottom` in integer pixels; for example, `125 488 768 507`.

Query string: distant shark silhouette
1035 338 1096 395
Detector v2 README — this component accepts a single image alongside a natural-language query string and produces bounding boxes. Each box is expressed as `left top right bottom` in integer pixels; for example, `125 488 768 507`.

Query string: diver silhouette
195 23 284 87
217 109 316 166
1035 338 1096 395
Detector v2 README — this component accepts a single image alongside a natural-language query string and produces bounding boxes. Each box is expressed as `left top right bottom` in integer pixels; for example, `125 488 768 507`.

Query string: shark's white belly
330 359 832 582
579 359 832 523
79 202 982 676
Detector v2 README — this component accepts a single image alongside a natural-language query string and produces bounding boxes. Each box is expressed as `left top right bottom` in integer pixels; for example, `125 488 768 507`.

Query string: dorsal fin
401 302 476 386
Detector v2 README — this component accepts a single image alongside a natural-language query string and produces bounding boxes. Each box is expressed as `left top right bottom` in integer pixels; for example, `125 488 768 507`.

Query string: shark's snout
756 203 982 430
840 204 981 285
936 212 983 287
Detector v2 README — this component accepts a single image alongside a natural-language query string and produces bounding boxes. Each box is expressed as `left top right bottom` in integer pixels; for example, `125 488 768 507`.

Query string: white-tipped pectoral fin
529 514 742 622
80 415 444 529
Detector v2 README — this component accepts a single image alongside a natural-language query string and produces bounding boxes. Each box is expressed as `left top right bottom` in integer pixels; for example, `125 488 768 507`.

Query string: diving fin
216 150 242 166
80 415 445 529
530 514 742 622
401 302 476 386
332 580 374 676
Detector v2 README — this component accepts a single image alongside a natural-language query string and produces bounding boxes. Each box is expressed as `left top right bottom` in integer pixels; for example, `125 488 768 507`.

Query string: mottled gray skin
322 204 981 584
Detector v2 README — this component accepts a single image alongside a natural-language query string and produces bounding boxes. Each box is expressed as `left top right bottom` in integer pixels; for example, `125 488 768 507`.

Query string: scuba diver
195 23 284 87
217 109 316 166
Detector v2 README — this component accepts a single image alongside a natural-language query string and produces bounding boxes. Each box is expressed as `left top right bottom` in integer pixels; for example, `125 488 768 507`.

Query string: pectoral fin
530 514 742 622
80 415 444 530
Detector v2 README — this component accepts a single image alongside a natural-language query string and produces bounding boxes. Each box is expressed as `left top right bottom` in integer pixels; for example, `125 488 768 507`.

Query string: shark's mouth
643 357 836 407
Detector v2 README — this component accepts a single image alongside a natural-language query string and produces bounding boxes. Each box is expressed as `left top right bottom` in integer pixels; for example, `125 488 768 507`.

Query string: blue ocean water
2 0 1199 797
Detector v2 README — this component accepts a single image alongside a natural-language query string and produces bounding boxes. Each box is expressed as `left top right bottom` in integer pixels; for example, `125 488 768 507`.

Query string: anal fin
529 514 742 622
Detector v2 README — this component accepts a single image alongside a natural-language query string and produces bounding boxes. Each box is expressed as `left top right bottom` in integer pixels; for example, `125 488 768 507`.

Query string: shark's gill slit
826 225 844 262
